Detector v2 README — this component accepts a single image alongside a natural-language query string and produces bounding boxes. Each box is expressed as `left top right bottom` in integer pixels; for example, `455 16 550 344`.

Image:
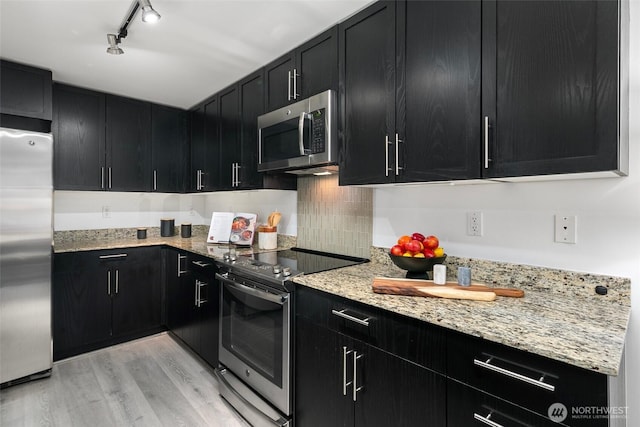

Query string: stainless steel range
214 248 367 427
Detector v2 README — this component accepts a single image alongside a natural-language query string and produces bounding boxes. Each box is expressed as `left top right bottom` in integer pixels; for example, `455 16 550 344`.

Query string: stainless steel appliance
215 248 367 427
0 127 53 386
258 90 337 175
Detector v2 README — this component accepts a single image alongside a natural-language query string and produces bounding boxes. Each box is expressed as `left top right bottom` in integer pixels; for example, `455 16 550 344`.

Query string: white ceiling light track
106 0 161 55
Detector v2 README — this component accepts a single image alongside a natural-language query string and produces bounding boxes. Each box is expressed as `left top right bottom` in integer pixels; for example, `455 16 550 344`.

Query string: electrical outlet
467 211 483 236
102 206 111 218
555 214 577 244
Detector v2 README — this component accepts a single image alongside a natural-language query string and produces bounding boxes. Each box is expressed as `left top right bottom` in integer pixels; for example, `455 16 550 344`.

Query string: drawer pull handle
473 357 555 392
332 309 370 327
99 254 128 259
192 260 212 268
473 412 504 427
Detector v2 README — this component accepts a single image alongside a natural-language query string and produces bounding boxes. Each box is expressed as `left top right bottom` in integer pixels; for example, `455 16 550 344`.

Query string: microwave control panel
311 108 326 154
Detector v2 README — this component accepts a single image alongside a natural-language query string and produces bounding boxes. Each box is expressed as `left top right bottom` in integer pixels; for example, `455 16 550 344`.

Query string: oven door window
221 283 284 387
261 115 311 163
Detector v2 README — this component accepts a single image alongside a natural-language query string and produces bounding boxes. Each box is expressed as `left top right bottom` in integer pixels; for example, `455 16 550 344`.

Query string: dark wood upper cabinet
218 85 240 190
190 96 220 192
398 0 482 182
482 0 623 178
0 59 52 132
53 84 106 190
106 95 152 191
265 26 338 111
338 1 397 186
151 104 189 193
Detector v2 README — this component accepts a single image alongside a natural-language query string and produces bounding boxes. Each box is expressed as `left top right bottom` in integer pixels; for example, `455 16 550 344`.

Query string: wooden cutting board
372 277 524 301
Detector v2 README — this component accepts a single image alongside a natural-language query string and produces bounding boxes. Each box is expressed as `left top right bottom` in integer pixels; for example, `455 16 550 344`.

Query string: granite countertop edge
53 235 630 376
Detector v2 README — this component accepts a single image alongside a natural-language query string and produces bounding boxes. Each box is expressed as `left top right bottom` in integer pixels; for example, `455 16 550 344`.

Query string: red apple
422 248 435 258
423 235 439 250
390 244 404 256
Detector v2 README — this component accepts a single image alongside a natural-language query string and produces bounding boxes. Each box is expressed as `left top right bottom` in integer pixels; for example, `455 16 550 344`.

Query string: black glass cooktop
248 247 369 275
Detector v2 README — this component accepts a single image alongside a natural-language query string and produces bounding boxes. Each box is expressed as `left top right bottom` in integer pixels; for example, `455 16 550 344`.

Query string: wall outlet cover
554 214 577 244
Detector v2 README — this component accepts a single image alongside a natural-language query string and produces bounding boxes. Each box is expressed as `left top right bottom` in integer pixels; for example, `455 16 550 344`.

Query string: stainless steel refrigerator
0 127 53 386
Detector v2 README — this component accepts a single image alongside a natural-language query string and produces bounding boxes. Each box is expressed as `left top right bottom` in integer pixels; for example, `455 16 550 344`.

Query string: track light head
139 0 161 23
106 33 124 55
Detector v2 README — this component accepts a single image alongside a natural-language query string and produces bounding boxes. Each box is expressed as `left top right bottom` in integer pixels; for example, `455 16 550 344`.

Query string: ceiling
0 0 372 109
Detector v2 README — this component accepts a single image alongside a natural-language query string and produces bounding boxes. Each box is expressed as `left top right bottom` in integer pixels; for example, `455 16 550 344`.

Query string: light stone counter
293 248 631 376
53 230 630 376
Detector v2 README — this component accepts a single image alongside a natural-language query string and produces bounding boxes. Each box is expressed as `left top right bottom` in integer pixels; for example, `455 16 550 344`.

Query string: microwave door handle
298 112 310 156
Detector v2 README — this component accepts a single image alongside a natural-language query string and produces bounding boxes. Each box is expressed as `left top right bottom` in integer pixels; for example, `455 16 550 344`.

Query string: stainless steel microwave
258 90 337 174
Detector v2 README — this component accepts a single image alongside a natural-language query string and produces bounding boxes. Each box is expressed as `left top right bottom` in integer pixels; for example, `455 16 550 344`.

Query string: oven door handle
216 273 288 305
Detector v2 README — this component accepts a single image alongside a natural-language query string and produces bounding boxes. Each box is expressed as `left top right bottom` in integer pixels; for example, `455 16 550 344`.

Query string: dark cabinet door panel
0 59 52 121
238 71 264 189
111 247 162 337
52 253 111 360
265 53 296 111
484 0 619 177
339 1 397 185
219 86 240 190
190 105 205 191
53 84 106 190
203 96 220 191
295 317 354 427
297 26 338 99
399 0 482 182
151 104 188 193
356 344 447 427
106 95 152 191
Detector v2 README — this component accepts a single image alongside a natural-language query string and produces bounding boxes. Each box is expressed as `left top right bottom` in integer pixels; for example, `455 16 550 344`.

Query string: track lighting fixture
106 34 124 55
106 0 161 55
140 0 161 23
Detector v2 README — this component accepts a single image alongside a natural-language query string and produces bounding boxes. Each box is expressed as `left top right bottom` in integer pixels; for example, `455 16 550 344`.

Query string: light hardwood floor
0 333 250 427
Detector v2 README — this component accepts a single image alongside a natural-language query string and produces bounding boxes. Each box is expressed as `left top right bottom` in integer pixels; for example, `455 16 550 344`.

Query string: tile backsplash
297 174 372 258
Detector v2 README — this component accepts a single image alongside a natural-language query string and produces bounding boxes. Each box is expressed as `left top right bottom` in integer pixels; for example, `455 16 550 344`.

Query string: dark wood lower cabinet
295 317 446 427
53 247 163 360
165 249 219 367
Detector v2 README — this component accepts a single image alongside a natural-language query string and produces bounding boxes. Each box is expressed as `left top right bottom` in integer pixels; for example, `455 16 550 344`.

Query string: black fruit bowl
389 253 447 279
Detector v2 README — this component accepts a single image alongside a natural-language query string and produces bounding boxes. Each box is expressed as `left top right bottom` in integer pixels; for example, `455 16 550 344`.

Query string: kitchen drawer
296 285 446 373
447 330 608 425
448 378 569 427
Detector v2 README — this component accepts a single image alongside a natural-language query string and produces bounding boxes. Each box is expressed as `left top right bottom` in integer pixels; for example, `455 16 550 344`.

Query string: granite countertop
54 232 630 376
293 256 630 377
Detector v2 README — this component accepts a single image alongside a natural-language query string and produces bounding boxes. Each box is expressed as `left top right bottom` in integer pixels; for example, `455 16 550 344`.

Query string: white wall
374 2 640 422
54 189 297 235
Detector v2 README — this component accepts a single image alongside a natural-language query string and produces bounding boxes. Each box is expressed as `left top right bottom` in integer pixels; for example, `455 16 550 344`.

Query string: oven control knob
272 264 282 274
245 369 251 378
282 267 291 277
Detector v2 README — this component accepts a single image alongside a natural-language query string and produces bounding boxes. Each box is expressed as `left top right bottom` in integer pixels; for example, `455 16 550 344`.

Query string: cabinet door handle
484 116 491 169
115 269 119 294
352 351 364 402
177 254 187 277
395 133 403 176
194 280 199 307
197 281 208 307
153 169 157 191
287 70 292 101
342 346 353 396
332 309 370 326
99 254 128 260
107 270 111 296
101 167 105 189
235 163 241 187
293 68 299 99
108 167 112 189
473 357 555 392
231 164 235 187
473 412 505 427
385 135 391 177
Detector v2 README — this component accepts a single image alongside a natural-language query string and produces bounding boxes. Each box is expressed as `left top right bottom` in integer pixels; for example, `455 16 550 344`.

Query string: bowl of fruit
389 233 446 279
